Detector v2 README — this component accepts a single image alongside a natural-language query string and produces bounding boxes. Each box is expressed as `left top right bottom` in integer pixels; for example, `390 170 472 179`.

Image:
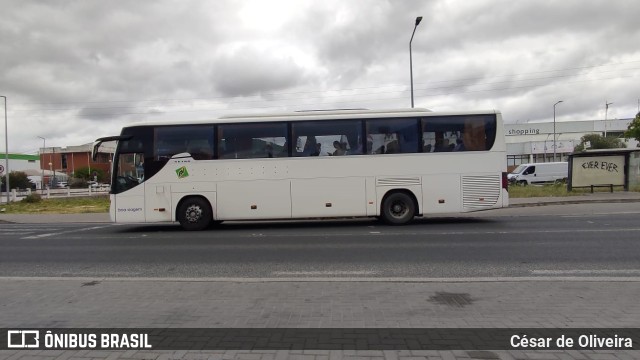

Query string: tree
73 167 106 182
574 134 626 152
1 171 34 191
624 112 640 146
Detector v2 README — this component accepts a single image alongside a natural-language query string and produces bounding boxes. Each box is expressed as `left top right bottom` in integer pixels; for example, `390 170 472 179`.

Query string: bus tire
381 191 415 225
177 197 212 231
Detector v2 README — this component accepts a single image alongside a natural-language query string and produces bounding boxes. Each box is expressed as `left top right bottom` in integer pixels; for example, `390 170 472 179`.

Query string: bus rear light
502 172 509 190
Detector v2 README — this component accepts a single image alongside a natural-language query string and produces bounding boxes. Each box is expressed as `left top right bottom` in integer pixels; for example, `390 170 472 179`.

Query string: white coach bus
93 108 509 230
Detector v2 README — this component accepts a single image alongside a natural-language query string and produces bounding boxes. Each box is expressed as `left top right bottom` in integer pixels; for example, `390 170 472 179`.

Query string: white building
0 153 41 190
505 118 637 168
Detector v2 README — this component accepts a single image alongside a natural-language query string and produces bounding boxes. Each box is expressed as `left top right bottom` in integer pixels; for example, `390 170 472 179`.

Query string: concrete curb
509 197 640 207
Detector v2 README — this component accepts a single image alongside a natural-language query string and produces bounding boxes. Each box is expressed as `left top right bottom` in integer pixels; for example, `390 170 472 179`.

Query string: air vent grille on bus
462 175 500 209
376 177 422 187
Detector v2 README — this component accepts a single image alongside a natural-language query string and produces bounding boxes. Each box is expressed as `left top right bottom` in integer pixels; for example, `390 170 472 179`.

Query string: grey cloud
2 0 640 153
210 47 308 97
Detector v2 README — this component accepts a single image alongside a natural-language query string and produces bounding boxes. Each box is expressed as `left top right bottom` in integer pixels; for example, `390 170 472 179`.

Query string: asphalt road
1 203 639 279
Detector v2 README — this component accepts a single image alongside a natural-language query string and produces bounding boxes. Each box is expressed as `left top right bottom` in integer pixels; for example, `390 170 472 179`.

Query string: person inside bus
385 139 399 154
265 143 274 158
366 136 374 154
135 156 144 182
303 136 318 156
311 143 321 156
330 141 346 156
453 138 465 151
434 134 449 152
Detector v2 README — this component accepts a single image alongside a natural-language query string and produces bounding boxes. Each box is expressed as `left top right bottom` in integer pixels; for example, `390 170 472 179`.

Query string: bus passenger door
112 152 146 223
112 184 146 223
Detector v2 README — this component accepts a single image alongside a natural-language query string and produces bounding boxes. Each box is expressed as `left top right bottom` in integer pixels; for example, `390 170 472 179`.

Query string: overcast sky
1 0 640 154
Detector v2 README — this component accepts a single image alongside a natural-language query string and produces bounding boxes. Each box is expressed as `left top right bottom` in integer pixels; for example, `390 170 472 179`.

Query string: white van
508 162 568 185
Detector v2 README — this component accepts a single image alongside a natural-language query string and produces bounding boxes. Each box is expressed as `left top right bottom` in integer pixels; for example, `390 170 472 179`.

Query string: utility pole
409 16 423 108
604 101 613 137
1 96 8 204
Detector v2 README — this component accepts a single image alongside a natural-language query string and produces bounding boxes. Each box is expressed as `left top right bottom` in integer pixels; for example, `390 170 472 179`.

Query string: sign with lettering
571 155 625 187
530 140 575 154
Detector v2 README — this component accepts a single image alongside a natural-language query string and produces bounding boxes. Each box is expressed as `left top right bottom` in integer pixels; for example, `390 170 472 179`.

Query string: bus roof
122 108 500 128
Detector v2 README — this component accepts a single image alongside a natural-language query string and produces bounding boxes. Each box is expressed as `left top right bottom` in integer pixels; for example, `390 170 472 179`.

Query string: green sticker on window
176 166 189 179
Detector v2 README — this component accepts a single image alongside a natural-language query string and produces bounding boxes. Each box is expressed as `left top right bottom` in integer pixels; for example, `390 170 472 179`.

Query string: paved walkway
0 278 639 359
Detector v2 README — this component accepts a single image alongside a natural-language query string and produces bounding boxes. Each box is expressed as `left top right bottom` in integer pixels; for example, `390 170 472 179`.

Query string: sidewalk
509 191 640 207
0 278 638 359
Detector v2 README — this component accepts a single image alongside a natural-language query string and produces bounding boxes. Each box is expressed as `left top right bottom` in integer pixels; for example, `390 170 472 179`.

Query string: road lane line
272 271 377 276
21 225 111 239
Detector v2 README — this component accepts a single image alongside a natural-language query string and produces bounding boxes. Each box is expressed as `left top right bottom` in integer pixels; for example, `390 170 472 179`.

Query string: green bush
68 177 88 189
23 193 42 203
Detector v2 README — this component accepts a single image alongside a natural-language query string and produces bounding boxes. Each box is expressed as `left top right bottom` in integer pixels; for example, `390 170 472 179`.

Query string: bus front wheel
177 197 212 231
381 192 415 225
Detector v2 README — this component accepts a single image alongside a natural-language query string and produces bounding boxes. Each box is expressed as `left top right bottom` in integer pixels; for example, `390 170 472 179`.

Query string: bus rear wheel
381 192 415 225
177 197 212 231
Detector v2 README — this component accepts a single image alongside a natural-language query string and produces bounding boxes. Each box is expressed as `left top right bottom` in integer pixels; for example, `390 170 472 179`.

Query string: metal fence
1 185 109 203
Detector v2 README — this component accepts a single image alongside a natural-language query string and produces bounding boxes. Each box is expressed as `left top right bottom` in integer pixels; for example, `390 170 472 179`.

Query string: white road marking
532 269 640 275
21 225 110 239
271 270 377 276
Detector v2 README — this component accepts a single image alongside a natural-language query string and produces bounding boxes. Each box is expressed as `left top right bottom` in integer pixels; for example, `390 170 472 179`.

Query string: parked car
507 162 568 185
55 181 68 188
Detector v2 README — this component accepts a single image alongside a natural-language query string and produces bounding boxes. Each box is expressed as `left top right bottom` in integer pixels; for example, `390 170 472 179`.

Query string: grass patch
0 195 109 214
509 183 639 198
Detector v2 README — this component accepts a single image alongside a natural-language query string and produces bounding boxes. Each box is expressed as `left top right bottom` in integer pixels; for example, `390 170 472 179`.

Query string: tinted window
292 120 363 157
366 118 420 154
422 114 496 152
218 122 288 159
155 125 214 161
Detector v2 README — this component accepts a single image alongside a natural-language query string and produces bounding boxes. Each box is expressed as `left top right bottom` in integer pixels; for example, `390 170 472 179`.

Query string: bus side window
462 121 487 151
185 138 213 160
366 118 419 155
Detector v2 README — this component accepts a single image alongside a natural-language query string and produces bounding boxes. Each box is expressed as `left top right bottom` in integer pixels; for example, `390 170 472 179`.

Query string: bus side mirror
92 141 101 161
92 135 133 161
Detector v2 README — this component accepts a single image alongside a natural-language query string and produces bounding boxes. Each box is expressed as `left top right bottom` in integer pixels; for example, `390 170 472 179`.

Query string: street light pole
409 16 423 108
553 100 563 162
37 136 45 190
604 101 613 137
1 95 8 204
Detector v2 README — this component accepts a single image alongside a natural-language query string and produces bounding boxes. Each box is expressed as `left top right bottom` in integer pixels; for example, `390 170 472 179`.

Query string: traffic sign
0 164 4 175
